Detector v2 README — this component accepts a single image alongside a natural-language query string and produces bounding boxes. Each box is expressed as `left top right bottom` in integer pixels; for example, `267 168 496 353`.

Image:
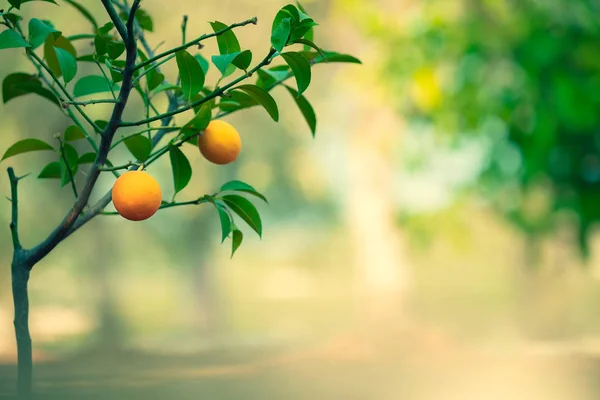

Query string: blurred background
2 0 600 398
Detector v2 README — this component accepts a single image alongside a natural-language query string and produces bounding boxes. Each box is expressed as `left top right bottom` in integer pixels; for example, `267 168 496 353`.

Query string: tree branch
134 17 258 71
24 0 142 266
7 168 22 250
62 99 118 107
122 48 277 127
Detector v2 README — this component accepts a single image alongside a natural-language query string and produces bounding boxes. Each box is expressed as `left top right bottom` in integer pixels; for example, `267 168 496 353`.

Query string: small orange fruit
198 120 242 165
112 170 162 221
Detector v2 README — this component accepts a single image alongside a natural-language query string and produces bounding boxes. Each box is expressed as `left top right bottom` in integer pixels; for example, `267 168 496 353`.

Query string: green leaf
28 18 61 49
210 21 241 54
60 142 79 187
194 54 210 75
271 18 292 53
218 91 257 112
292 38 325 59
288 18 318 43
212 50 252 77
220 180 268 203
256 66 291 89
94 34 108 56
124 135 151 162
2 73 59 106
147 70 164 91
0 29 31 50
231 229 243 258
106 40 125 59
213 203 232 243
99 22 114 35
73 75 117 97
44 35 77 78
109 60 126 83
222 194 263 237
301 50 362 64
231 85 279 121
280 52 311 96
169 146 192 195
38 161 61 179
64 125 86 141
151 83 181 96
54 46 78 83
3 14 22 26
8 0 57 9
135 9 153 32
2 138 54 161
176 50 205 101
181 102 212 138
95 120 108 130
78 152 96 164
63 0 99 30
285 85 316 136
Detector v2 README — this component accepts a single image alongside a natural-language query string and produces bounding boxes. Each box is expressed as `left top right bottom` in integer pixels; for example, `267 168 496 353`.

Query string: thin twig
111 126 182 150
95 60 117 99
98 162 134 172
62 99 118 107
134 17 258 71
58 139 79 199
7 168 22 250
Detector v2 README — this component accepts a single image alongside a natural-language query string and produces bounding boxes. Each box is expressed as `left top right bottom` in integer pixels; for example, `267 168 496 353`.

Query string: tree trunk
11 254 33 397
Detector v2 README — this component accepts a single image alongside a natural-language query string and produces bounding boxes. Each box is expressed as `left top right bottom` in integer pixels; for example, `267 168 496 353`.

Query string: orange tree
0 0 360 395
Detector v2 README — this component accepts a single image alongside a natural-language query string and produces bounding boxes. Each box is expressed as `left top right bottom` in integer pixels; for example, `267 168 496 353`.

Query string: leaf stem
58 139 79 199
95 59 117 99
133 17 258 71
98 162 134 172
110 126 182 149
6 168 22 250
62 99 119 107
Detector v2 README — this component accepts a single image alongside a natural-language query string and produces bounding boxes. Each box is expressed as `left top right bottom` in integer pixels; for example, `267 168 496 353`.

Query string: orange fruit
198 120 242 165
111 170 162 221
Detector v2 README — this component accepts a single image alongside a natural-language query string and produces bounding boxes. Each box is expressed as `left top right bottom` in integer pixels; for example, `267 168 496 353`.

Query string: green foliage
169 146 192 196
124 136 151 162
63 126 85 141
0 29 31 50
285 85 316 136
44 35 76 79
231 85 279 121
27 18 60 49
231 229 243 257
280 52 311 95
2 73 59 105
2 139 53 161
221 194 263 237
38 161 61 179
176 50 205 101
181 103 212 138
7 0 57 9
73 75 118 97
212 50 252 77
59 143 78 187
53 47 77 83
220 180 268 203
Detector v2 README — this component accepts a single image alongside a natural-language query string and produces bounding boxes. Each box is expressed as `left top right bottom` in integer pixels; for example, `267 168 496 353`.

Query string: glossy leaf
231 229 243 258
288 18 318 43
8 0 57 9
64 125 86 141
300 50 362 64
222 194 263 237
147 70 164 91
232 85 279 121
285 85 316 136
106 40 125 59
2 73 59 106
136 9 153 32
78 152 96 164
181 103 212 138
176 50 205 101
212 50 252 77
194 54 210 75
169 146 192 195
3 14 22 26
0 29 31 50
54 47 78 83
124 135 151 162
2 138 54 161
210 21 241 54
44 35 77 78
271 17 292 53
214 203 231 243
73 75 118 97
38 161 61 179
256 66 291 89
280 52 311 95
28 18 61 48
292 38 325 59
220 180 268 203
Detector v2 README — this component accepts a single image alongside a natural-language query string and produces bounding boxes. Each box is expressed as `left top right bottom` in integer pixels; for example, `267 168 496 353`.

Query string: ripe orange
198 120 242 165
111 170 162 221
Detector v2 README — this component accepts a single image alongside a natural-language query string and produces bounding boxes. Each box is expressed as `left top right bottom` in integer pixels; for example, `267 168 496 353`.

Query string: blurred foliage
354 0 600 259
